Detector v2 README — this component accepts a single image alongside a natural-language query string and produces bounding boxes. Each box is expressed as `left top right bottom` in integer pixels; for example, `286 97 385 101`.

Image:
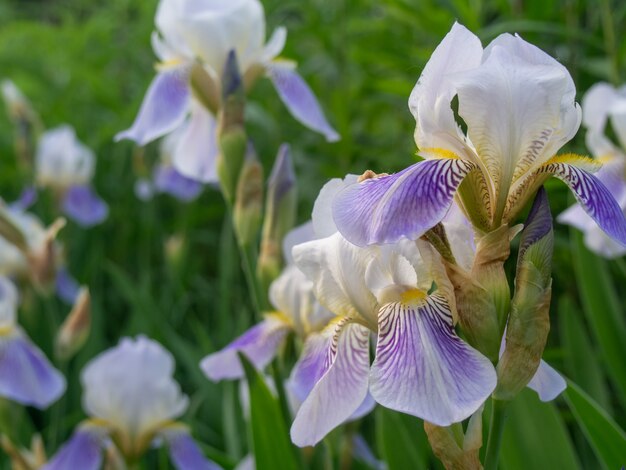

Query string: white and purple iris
44 336 219 470
558 82 626 257
116 0 338 184
0 276 65 408
36 125 108 227
331 23 626 250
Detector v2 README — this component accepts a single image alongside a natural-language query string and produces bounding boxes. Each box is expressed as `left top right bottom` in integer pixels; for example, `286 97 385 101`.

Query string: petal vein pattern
369 294 496 426
333 158 476 246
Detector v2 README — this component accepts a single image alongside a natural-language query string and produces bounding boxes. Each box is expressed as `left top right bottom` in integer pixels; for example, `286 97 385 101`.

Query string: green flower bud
56 287 91 360
233 144 264 247
257 144 297 292
495 187 553 400
217 50 246 204
424 409 483 470
190 63 221 115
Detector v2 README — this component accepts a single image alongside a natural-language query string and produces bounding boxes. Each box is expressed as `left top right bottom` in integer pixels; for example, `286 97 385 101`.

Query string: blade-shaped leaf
376 407 429 470
239 353 299 470
564 380 626 469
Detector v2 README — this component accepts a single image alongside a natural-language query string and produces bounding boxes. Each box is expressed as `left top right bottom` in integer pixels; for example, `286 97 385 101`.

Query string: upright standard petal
267 61 339 142
62 185 109 227
0 333 66 408
369 295 496 426
42 425 107 470
541 158 626 246
172 102 219 184
200 315 290 381
161 426 222 470
115 68 190 145
526 360 566 402
290 319 370 447
333 158 476 246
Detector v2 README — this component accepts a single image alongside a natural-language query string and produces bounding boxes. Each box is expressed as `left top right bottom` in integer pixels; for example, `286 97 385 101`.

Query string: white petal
259 26 287 64
311 175 358 238
582 82 618 134
527 360 566 402
282 221 315 265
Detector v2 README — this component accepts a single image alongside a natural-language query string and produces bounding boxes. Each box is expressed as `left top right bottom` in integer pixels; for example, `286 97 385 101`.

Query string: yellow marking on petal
400 288 428 307
263 311 293 327
418 147 461 160
543 153 602 173
0 326 13 337
155 59 184 72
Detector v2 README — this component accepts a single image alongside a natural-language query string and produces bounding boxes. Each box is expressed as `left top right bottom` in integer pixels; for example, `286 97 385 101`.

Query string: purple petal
115 68 190 145
290 320 370 447
527 360 566 402
55 267 81 305
267 62 339 142
350 393 376 421
370 295 496 426
172 102 219 184
10 187 37 211
352 435 386 470
135 178 156 201
154 165 203 202
62 185 109 227
546 161 626 245
42 425 106 470
288 332 330 404
200 316 290 381
0 334 66 408
161 427 222 470
333 159 476 246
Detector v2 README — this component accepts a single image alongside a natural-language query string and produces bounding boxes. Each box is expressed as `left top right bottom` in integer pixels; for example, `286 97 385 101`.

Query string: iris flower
0 276 65 408
44 336 219 470
332 23 626 248
558 82 626 257
116 0 338 184
36 126 108 227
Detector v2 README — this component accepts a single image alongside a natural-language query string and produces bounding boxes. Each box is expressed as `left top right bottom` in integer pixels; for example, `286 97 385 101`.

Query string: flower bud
190 63 221 115
494 188 553 400
29 217 65 290
233 144 263 247
1 433 46 470
257 144 297 292
56 287 91 360
217 50 247 204
1 80 41 168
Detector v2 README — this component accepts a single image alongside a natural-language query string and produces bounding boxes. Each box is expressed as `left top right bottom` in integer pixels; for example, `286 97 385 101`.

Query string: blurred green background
0 0 625 468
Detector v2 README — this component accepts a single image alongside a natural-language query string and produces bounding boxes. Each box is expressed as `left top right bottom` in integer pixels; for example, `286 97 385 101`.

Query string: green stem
484 399 508 470
238 241 264 315
599 0 620 85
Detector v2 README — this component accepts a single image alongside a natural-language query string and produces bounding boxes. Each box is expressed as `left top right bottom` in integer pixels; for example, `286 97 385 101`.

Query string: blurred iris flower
332 22 626 249
558 82 626 257
116 0 338 184
0 276 65 408
36 125 108 227
44 336 219 470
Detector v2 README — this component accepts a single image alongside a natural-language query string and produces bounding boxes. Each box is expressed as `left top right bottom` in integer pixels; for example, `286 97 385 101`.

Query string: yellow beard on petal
400 288 428 307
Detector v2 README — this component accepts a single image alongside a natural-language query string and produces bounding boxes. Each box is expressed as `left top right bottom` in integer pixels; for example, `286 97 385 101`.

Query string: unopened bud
2 80 42 168
216 50 246 204
56 287 91 360
233 144 263 247
424 409 483 470
29 217 65 290
257 144 297 292
495 188 553 400
1 433 46 470
190 64 221 115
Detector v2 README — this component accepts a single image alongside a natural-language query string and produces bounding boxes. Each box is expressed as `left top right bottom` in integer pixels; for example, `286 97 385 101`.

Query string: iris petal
527 360 566 402
62 185 109 227
200 316 290 381
115 68 190 145
290 319 370 447
369 295 496 426
161 427 222 470
267 62 339 142
42 425 106 470
154 165 203 201
333 158 476 246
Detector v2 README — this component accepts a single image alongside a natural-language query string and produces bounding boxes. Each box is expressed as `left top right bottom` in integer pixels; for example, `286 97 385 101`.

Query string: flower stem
484 398 508 470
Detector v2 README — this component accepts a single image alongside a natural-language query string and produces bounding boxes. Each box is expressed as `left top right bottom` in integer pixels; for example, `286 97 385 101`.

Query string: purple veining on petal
154 165 203 202
55 267 81 305
42 426 106 470
290 320 370 447
288 332 330 404
518 187 552 258
333 159 476 246
115 68 190 145
0 333 66 408
161 428 222 470
545 162 626 245
527 359 566 402
267 63 339 142
62 185 109 227
369 295 496 426
200 317 290 381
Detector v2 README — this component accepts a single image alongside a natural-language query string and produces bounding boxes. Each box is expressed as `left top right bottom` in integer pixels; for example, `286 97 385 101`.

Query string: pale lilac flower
44 336 219 470
0 276 65 408
36 125 108 227
115 0 338 183
558 82 626 257
332 23 626 249
288 178 497 447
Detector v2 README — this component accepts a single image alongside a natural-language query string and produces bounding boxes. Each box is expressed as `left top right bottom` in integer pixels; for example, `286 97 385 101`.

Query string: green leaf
239 353 299 470
564 381 626 469
376 407 430 470
571 231 626 410
499 389 580 470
